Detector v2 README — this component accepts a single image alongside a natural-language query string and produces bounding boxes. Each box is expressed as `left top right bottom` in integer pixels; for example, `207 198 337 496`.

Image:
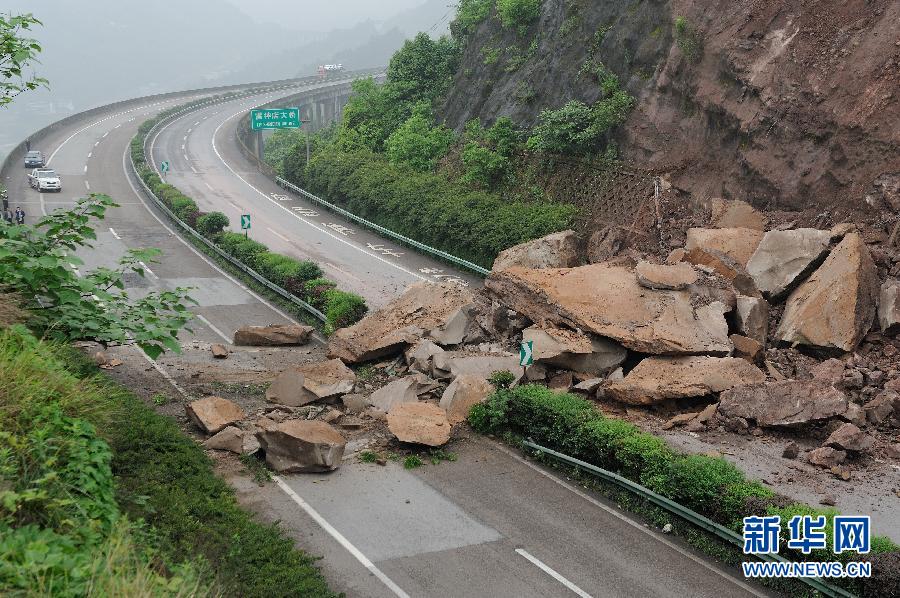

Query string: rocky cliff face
441 0 900 218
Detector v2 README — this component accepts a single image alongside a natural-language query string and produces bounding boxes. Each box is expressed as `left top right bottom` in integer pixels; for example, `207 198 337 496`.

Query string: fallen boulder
387 402 451 446
606 356 765 405
404 339 445 373
775 233 879 352
734 295 769 343
824 423 874 453
492 230 580 271
186 396 245 434
266 359 356 407
367 377 421 412
635 261 698 291
808 447 847 468
522 325 626 375
257 420 346 472
429 305 475 346
486 264 732 355
586 226 629 263
682 248 759 297
432 352 522 382
685 228 764 267
865 390 899 425
573 378 604 393
548 371 574 390
203 426 260 455
233 324 314 346
879 278 900 335
327 282 474 364
211 344 229 359
709 199 766 231
746 229 832 299
718 381 849 427
730 334 764 363
439 375 493 424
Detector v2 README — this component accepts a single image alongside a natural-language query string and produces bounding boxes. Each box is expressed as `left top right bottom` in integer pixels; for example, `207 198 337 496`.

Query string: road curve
3 86 771 598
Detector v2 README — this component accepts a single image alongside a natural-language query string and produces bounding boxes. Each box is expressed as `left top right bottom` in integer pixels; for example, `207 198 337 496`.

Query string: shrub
323 289 368 330
650 455 746 520
219 232 268 267
304 278 337 310
384 103 454 172
497 0 541 31
254 252 322 288
488 370 516 389
450 0 493 38
674 16 703 62
196 211 229 238
461 118 519 188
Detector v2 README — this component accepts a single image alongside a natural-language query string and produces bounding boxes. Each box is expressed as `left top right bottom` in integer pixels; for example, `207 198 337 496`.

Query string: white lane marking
205 182 215 192
120 143 324 345
83 165 88 173
138 260 158 279
210 111 430 283
183 154 189 162
84 180 91 191
87 152 92 158
138 349 191 400
516 549 593 598
183 135 187 141
94 141 99 147
194 121 200 126
228 201 242 211
196 313 231 344
109 227 120 239
114 124 121 129
102 132 109 138
188 128 193 133
493 443 768 597
273 476 411 598
190 165 198 174
267 227 290 243
181 144 185 150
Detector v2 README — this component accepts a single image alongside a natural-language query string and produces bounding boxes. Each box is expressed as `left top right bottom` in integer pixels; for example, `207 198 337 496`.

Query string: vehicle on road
24 150 45 168
27 168 61 192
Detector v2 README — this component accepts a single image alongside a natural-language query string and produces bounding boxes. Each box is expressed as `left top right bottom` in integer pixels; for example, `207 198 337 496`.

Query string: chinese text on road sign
250 108 301 130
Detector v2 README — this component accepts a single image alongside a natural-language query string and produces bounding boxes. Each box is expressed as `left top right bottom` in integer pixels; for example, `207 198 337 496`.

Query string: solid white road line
492 443 767 598
138 260 158 279
267 227 291 243
138 349 191 400
94 141 99 147
109 227 121 239
273 476 411 598
83 165 88 173
210 110 430 283
515 549 593 598
39 192 46 216
190 165 198 173
195 314 231 344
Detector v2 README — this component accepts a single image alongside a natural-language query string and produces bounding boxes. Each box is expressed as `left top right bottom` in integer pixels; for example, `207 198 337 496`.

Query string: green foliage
526 74 634 155
304 278 338 311
481 45 501 66
468 389 513 434
0 13 48 107
461 118 520 188
429 449 458 464
450 0 493 38
218 232 268 266
323 289 368 332
403 455 423 469
674 16 702 62
560 14 580 37
264 128 306 177
385 102 454 172
196 211 229 238
299 147 575 267
0 195 195 359
650 455 746 520
359 450 378 463
254 252 322 288
497 0 542 32
488 370 516 389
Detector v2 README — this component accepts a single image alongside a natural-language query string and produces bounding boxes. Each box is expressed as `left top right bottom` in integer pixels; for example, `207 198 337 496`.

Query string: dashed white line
83 165 88 173
87 152 92 158
183 154 189 162
114 124 121 129
187 128 193 133
195 314 231 344
273 476 411 598
190 165 198 173
193 121 200 126
109 227 121 239
205 182 215 191
94 141 99 147
181 144 185 150
267 227 291 243
183 135 187 141
516 550 593 598
85 180 91 191
102 132 109 138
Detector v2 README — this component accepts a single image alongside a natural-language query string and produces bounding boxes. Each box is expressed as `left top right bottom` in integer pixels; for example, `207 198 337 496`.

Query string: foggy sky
226 0 433 30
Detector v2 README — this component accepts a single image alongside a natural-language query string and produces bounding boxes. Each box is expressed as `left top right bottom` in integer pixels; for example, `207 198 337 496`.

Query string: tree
1 13 48 107
385 103 454 172
0 195 195 359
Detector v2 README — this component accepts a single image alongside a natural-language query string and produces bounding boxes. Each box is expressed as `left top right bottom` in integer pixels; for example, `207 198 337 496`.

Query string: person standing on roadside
14 206 25 225
3 208 12 224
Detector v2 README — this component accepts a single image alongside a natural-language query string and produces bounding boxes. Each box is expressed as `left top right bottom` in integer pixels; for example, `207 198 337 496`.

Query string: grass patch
403 456 423 470
359 450 379 463
240 453 274 486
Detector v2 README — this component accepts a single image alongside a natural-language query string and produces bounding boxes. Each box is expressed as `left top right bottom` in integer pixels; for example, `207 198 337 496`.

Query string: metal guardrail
522 440 856 598
275 177 492 277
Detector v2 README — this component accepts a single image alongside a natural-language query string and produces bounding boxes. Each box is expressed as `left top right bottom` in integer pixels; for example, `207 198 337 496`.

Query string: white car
28 168 62 192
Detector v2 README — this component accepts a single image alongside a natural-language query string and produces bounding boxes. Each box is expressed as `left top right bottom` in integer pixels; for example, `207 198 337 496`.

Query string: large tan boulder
257 420 346 472
775 233 879 352
492 230 580 271
203 426 260 455
431 352 522 382
734 295 769 343
746 229 832 299
685 228 764 267
233 324 314 346
486 264 732 355
824 423 874 453
718 381 849 427
522 325 626 375
440 375 494 424
709 199 766 231
266 359 356 407
635 261 698 291
606 356 766 405
387 402 451 446
327 282 474 364
879 278 900 335
367 377 422 412
186 396 245 434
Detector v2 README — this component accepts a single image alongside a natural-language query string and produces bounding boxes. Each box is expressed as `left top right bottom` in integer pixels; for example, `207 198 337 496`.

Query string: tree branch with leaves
1 12 48 107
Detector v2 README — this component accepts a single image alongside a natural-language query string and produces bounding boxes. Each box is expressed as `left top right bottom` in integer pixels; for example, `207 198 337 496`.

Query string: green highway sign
241 214 251 230
160 161 169 173
250 107 301 130
519 341 534 367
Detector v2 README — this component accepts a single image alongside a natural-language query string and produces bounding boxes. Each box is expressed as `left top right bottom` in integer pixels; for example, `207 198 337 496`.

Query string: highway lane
4 86 772 598
150 87 481 308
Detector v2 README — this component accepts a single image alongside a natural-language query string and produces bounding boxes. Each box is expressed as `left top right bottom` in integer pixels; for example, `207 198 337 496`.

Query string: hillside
440 0 900 220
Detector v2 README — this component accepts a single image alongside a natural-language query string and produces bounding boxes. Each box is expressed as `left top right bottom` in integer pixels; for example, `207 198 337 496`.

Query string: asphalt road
4 86 772 597
149 87 481 308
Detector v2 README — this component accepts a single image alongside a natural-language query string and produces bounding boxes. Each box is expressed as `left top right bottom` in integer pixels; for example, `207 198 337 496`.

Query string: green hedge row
470 384 900 597
131 114 368 332
292 146 576 268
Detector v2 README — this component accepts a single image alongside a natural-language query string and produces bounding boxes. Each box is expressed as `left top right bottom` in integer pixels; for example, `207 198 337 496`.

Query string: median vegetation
470 383 900 596
131 103 368 332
